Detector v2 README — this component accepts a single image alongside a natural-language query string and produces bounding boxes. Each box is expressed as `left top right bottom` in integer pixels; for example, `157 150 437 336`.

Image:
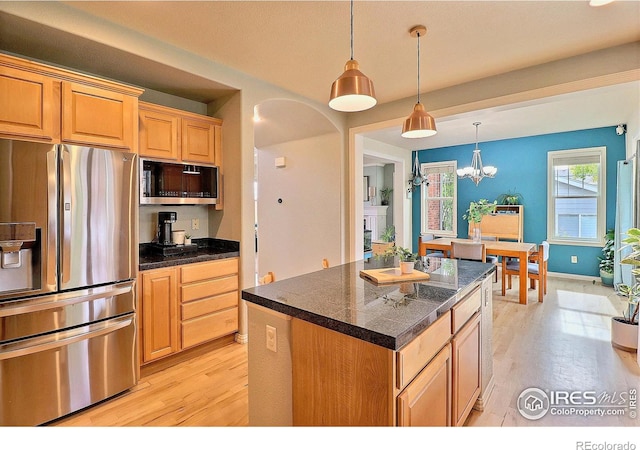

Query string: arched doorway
253 99 342 282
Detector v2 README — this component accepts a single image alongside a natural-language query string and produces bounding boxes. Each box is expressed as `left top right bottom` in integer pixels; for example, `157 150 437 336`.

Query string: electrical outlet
266 325 277 352
571 256 578 263
191 218 199 230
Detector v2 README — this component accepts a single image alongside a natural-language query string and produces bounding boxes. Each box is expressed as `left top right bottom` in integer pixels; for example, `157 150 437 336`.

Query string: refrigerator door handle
59 146 72 285
0 314 134 361
46 148 59 290
0 281 133 318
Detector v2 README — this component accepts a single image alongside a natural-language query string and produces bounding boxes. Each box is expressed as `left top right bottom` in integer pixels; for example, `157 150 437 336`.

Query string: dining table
419 237 538 305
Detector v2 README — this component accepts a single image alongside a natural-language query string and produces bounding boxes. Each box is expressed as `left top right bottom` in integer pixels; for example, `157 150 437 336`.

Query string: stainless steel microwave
140 158 219 205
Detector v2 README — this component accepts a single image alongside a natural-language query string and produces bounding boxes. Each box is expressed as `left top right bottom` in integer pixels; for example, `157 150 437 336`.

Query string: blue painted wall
412 126 626 276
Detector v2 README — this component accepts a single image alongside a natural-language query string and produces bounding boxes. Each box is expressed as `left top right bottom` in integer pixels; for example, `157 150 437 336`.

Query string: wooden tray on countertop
359 268 430 285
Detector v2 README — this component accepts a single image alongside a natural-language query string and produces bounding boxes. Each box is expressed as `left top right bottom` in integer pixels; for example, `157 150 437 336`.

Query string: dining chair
501 241 549 302
480 236 499 282
418 234 445 258
259 271 275 285
450 241 486 263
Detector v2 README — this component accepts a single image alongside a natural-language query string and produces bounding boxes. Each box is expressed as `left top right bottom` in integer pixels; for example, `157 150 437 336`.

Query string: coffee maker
158 212 177 246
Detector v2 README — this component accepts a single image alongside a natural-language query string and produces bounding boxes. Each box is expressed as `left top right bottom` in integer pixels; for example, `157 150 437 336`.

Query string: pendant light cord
417 30 421 104
350 0 354 60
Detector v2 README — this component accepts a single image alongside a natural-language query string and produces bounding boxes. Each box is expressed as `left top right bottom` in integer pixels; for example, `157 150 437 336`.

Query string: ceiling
0 1 638 151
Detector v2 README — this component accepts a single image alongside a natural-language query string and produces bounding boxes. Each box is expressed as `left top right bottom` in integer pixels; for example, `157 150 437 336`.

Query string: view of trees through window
550 152 602 242
422 163 456 235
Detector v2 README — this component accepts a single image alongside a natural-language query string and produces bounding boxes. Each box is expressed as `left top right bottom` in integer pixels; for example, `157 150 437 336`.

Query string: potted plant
463 199 497 242
611 227 640 351
378 245 418 274
380 187 393 206
598 229 615 286
496 190 524 206
380 225 395 243
184 233 192 245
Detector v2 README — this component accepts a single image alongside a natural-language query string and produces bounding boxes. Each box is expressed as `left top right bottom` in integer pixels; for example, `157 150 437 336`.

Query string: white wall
256 132 341 281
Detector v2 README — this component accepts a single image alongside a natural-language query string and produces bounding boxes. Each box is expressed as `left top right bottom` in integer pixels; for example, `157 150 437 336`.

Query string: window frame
420 160 457 238
547 146 606 247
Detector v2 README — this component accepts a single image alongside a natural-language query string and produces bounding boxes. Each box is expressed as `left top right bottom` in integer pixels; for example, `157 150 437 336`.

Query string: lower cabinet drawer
182 307 238 349
182 291 238 321
396 310 451 390
451 286 481 334
181 258 238 284
181 275 238 303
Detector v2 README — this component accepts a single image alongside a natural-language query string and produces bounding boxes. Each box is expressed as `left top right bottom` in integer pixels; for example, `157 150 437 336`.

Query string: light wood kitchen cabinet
141 267 179 363
0 53 142 149
397 344 452 427
0 64 58 141
139 258 239 365
290 281 483 427
61 82 136 149
138 106 180 160
451 312 481 427
180 258 239 349
139 102 223 209
181 117 217 164
139 102 221 165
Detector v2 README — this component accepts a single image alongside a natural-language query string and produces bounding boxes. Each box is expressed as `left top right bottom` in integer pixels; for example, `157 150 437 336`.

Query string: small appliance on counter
150 212 197 257
158 211 177 246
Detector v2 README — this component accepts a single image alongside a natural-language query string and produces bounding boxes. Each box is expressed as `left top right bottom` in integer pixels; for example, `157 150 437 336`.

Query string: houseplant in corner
463 199 497 242
379 245 418 274
380 225 395 243
380 187 393 206
598 229 615 286
611 227 640 351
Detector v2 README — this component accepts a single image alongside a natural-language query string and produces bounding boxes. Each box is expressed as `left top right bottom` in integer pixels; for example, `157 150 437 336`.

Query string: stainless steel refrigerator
0 139 138 426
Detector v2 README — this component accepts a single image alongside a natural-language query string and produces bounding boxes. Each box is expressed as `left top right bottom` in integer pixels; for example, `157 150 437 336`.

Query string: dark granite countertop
242 257 494 351
139 238 239 271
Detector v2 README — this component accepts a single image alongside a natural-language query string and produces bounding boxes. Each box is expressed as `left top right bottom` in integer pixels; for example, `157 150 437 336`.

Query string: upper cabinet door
61 82 135 150
181 117 216 164
139 107 180 160
0 66 58 141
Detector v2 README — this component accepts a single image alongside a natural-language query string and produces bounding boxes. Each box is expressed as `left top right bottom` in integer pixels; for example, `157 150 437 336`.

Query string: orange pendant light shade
402 103 437 138
329 59 377 112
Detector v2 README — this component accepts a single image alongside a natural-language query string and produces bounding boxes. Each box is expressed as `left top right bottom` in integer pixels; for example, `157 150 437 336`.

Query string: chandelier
408 153 427 192
456 122 497 186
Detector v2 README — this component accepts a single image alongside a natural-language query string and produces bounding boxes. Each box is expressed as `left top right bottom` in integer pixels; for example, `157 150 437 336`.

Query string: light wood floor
467 275 640 426
51 276 639 427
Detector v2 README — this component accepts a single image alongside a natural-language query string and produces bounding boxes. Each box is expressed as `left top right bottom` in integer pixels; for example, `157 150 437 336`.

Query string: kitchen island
241 256 495 426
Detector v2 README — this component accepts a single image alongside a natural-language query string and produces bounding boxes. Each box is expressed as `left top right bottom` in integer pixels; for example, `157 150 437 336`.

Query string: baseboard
546 271 599 283
140 334 237 377
474 376 495 412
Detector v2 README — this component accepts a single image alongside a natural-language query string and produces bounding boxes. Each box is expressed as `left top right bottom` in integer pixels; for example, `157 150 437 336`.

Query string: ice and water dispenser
0 222 38 295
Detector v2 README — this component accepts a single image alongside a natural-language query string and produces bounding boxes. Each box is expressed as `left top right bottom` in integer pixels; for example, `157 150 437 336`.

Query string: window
547 147 606 246
421 161 457 237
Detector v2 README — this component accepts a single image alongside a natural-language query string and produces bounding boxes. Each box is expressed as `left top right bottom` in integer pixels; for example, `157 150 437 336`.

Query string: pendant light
329 0 376 112
408 152 426 192
456 122 497 186
402 25 437 138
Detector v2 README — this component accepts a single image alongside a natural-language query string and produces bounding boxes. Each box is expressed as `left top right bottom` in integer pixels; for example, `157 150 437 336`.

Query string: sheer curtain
614 158 634 288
